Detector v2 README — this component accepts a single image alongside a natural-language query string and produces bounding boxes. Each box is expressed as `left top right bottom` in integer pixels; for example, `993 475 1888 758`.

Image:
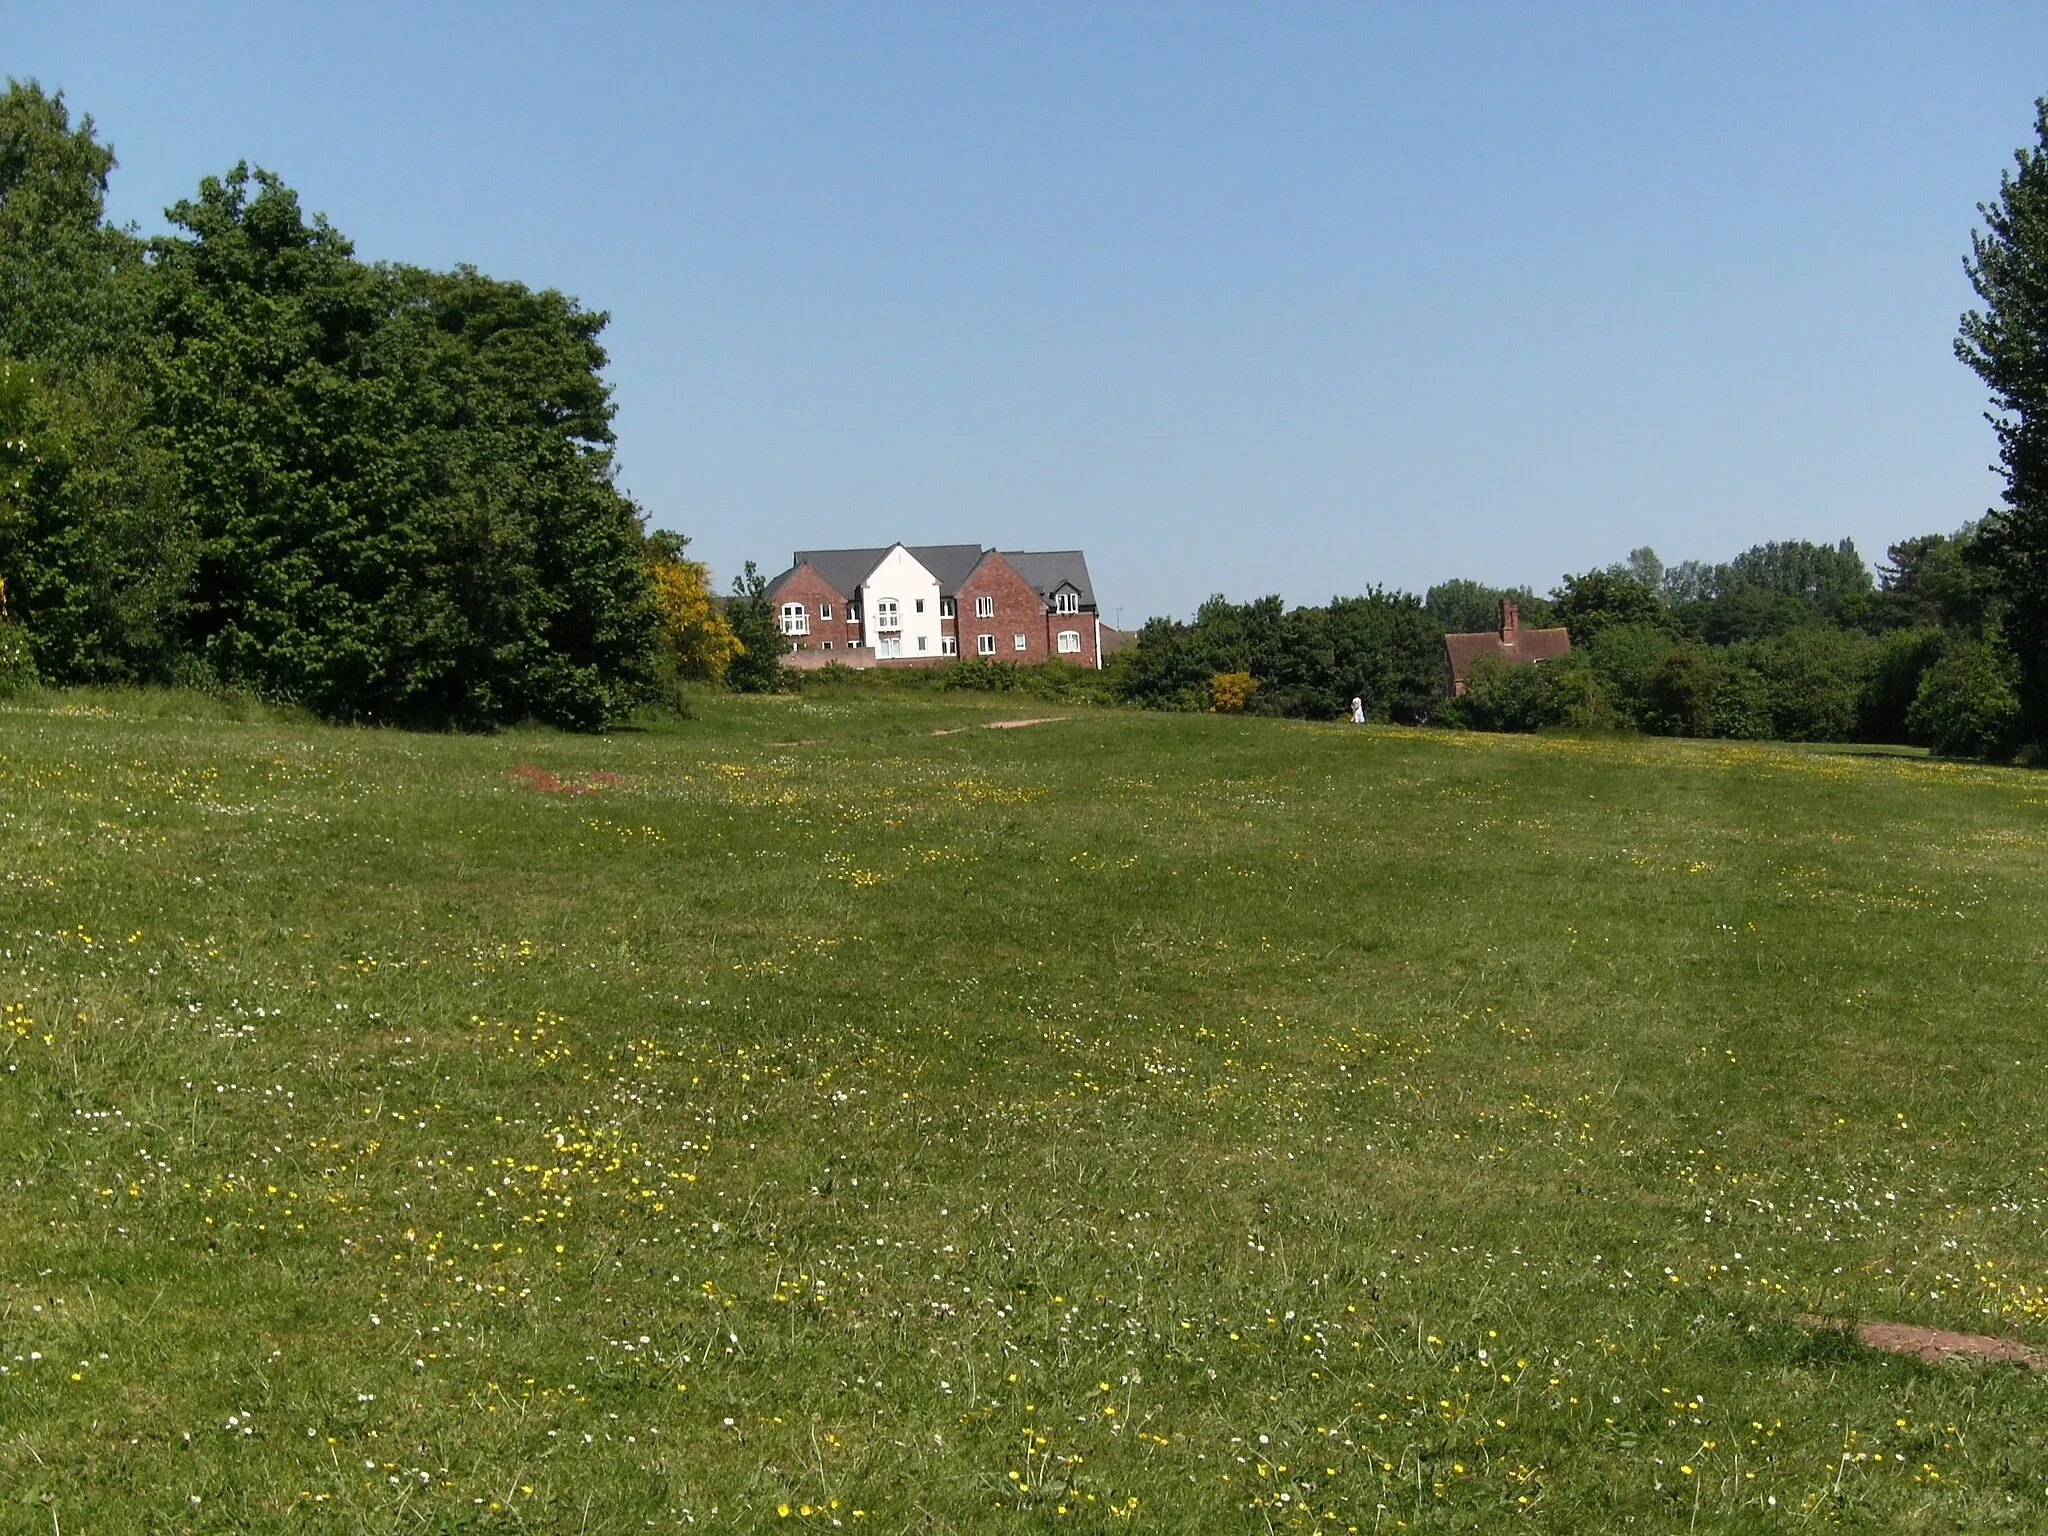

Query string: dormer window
1053 588 1080 615
940 597 956 618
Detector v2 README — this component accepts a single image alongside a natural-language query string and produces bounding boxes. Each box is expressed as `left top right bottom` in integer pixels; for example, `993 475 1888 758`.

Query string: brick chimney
1499 599 1519 640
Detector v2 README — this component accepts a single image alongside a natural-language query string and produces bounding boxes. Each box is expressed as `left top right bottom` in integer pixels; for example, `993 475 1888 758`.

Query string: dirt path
932 716 1069 736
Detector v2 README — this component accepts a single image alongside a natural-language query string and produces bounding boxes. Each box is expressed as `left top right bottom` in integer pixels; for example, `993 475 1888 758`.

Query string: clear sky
11 4 2048 621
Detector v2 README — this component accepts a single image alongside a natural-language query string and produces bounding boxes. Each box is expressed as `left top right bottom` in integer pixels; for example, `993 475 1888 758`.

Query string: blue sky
11 4 2048 622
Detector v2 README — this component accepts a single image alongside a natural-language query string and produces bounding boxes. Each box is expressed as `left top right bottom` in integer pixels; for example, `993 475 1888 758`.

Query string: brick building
764 544 1113 669
1443 601 1572 695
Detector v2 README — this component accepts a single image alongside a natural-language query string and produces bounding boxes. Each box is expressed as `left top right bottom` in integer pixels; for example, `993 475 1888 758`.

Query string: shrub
1641 644 1720 736
1860 627 1947 743
1751 627 1872 741
944 658 1028 694
1587 624 1680 729
1211 671 1257 713
0 621 39 696
1440 653 1546 731
1908 639 2020 758
1709 659 1773 740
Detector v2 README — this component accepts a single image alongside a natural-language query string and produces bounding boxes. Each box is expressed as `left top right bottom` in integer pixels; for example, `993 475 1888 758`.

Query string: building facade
764 543 1110 669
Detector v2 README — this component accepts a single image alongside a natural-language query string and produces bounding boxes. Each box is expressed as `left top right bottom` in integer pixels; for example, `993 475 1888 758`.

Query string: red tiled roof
1444 626 1572 691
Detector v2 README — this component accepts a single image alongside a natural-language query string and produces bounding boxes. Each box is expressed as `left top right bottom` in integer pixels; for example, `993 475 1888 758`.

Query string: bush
1439 653 1547 731
1860 627 1946 743
1587 624 1680 729
1709 659 1773 740
1641 644 1720 736
943 658 1028 694
1908 640 2020 758
1211 671 1257 713
1750 627 1872 741
0 622 39 696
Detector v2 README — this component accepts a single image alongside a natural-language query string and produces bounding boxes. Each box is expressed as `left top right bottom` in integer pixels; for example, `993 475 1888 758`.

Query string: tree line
1106 101 2048 761
1091 525 2010 756
0 80 754 729
13 78 2048 758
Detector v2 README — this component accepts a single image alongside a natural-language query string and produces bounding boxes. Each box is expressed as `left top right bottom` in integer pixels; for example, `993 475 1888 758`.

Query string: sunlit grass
2 693 2046 1531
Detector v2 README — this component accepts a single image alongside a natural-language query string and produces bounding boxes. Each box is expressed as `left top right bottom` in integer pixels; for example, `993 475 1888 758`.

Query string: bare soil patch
1801 1316 2048 1371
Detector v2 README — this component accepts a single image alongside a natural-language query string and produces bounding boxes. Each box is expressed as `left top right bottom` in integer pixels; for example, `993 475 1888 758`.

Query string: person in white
1350 696 1366 725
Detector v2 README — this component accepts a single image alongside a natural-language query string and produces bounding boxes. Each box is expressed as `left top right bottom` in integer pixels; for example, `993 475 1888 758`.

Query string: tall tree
0 81 188 684
1550 567 1671 647
147 165 657 727
722 561 785 692
1958 99 2048 744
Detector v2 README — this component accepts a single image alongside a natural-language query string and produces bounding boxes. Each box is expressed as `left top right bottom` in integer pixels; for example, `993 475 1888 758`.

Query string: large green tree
1958 99 2048 745
0 80 188 683
145 166 657 727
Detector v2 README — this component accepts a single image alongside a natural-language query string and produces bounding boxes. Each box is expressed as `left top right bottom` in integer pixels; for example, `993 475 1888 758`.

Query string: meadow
3 689 2047 1533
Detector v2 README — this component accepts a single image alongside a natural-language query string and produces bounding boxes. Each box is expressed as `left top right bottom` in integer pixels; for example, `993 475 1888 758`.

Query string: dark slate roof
779 543 990 600
905 544 987 596
1001 550 1096 609
786 547 890 601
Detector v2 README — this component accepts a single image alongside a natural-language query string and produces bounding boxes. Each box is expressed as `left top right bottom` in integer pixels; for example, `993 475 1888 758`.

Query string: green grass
3 690 2047 1532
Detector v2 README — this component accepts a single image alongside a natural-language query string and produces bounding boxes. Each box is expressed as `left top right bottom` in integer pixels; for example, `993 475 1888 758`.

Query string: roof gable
1000 550 1096 609
904 544 986 595
791 547 891 599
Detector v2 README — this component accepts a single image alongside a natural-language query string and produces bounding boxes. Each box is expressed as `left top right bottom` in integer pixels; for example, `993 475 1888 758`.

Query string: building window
940 597 955 618
977 633 996 656
823 641 833 651
848 603 861 623
820 602 832 620
975 595 995 619
1057 630 1081 654
1053 589 1080 615
917 635 928 652
914 598 925 614
779 602 809 636
876 598 899 630
880 635 902 658
942 635 958 656
1013 632 1028 651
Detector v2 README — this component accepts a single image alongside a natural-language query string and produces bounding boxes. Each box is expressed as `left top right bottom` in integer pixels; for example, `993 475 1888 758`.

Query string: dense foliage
1431 533 2018 755
1099 530 2019 758
1958 98 2048 748
1112 589 1445 721
0 81 661 728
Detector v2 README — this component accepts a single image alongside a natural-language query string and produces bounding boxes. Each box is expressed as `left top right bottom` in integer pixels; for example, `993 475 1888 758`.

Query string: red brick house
764 544 1108 669
1444 601 1572 695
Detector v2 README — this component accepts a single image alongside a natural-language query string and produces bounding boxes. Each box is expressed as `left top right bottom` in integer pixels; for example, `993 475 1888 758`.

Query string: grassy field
3 690 2048 1532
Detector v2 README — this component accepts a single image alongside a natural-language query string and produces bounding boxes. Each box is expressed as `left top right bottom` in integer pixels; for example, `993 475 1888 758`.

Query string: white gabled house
858 544 945 659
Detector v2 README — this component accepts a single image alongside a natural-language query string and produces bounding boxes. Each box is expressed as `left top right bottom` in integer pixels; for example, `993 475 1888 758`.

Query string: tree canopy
0 80 663 729
1958 98 2048 745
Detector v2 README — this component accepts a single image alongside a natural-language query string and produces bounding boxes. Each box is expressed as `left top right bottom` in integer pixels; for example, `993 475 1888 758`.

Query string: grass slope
3 691 2047 1532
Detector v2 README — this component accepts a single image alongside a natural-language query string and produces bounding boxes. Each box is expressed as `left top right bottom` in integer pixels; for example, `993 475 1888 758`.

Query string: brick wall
956 554 1053 664
767 564 863 653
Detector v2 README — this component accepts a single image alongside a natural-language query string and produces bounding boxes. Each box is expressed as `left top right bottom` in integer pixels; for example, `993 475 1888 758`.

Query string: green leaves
140 167 658 727
1958 99 2048 745
0 82 663 729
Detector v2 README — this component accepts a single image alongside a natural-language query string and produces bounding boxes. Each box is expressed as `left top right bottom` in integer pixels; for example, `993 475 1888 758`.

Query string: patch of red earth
1801 1315 2048 1370
510 765 627 796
